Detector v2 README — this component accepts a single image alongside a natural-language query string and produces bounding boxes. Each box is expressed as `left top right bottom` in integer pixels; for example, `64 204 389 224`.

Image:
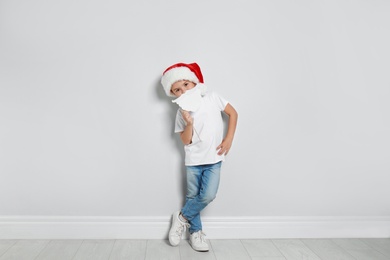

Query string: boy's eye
184 82 188 86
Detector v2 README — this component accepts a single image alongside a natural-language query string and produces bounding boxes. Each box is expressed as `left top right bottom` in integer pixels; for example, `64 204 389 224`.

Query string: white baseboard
0 216 389 239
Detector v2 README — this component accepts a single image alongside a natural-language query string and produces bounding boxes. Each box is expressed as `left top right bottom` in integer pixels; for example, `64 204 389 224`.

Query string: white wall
1 0 389 237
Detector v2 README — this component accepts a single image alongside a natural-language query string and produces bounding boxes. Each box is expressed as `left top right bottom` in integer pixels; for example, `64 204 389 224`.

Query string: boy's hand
217 103 238 156
217 137 233 156
181 110 193 125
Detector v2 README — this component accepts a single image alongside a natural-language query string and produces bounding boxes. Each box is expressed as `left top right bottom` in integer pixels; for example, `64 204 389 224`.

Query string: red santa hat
161 62 204 97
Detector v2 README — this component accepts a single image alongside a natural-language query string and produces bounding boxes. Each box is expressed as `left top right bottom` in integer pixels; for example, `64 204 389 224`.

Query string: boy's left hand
217 138 233 156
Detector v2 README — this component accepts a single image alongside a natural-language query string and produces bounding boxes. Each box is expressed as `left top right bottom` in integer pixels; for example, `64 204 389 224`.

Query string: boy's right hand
181 110 193 125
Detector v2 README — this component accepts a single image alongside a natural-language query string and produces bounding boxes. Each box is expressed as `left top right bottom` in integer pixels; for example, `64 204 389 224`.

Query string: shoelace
175 222 190 236
193 231 207 243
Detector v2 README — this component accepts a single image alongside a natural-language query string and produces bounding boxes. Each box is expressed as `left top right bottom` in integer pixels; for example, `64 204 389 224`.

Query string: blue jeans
181 161 222 234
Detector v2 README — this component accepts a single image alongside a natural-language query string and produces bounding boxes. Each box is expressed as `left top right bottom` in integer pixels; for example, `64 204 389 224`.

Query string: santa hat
161 62 204 97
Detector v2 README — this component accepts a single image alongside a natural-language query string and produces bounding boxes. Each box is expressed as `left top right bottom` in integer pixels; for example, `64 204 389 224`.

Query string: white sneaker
189 231 209 252
169 211 189 246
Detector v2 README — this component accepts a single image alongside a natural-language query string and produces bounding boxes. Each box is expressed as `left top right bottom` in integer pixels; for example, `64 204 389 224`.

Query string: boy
161 62 238 252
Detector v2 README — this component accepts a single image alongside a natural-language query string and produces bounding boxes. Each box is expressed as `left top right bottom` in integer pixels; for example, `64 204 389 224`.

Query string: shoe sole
188 241 209 252
169 212 182 246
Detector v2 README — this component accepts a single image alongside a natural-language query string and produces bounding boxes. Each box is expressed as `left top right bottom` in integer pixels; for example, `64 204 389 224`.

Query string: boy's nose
182 87 187 94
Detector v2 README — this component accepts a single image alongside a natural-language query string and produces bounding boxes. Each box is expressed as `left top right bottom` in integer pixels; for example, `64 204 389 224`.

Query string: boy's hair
161 62 204 97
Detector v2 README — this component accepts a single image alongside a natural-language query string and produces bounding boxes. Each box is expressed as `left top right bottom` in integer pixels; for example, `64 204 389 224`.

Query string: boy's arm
180 110 193 145
217 103 238 155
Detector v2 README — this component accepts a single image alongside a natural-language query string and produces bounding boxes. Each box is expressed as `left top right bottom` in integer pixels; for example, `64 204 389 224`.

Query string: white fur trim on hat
161 67 200 97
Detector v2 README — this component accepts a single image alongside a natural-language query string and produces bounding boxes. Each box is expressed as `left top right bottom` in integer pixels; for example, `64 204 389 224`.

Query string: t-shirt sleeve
174 109 186 133
210 91 229 111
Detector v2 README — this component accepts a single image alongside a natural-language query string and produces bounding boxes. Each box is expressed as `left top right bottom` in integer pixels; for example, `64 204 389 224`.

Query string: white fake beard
171 83 207 112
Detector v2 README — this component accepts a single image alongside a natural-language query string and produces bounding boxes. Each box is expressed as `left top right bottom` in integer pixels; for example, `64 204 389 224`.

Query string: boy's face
171 80 196 97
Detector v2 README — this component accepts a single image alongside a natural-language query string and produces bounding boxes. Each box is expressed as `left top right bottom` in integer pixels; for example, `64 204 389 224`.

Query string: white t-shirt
174 91 229 166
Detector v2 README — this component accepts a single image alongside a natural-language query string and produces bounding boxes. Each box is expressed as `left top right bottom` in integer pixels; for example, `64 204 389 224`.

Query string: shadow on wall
154 77 187 206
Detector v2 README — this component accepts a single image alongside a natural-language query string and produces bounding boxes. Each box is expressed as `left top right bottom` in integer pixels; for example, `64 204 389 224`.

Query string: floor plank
109 240 147 260
145 240 180 260
72 240 115 260
35 240 83 260
0 240 49 260
210 240 251 260
360 238 390 258
332 239 389 260
0 241 17 257
179 240 216 260
1 238 389 260
272 239 321 260
241 239 286 259
301 239 355 260
250 257 288 260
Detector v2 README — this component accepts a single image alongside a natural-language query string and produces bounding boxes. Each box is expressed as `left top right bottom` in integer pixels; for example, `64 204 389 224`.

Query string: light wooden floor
1 238 390 260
